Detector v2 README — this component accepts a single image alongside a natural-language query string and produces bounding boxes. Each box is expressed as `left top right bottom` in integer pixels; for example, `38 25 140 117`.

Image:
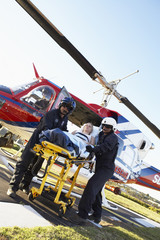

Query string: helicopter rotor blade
15 0 160 139
120 97 160 138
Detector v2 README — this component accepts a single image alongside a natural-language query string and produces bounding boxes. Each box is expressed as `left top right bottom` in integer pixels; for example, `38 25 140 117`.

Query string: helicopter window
139 140 146 150
116 136 124 157
51 86 71 110
122 146 135 167
21 86 55 112
20 104 43 117
12 80 39 95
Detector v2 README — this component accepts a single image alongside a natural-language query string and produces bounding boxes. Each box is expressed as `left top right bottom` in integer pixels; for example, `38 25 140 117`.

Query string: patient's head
82 123 93 135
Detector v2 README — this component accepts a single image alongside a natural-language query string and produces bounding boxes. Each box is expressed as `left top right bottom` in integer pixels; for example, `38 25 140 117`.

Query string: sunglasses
102 124 112 129
61 103 73 111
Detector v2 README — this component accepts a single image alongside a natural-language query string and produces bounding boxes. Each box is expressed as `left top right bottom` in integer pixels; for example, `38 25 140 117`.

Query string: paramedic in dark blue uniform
7 97 76 198
69 117 118 225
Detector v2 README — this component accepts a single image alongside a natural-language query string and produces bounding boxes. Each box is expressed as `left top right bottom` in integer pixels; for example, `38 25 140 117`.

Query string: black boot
88 214 101 224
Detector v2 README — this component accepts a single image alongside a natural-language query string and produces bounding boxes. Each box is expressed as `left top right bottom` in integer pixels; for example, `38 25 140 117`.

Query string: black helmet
59 97 76 114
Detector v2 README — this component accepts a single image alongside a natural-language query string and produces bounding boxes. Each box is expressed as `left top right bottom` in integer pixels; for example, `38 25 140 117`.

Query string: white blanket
64 131 91 158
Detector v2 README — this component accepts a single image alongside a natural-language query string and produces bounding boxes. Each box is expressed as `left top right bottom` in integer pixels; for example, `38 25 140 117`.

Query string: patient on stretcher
39 123 97 158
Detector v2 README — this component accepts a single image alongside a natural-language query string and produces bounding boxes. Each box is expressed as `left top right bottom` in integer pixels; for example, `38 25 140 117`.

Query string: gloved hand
86 145 94 153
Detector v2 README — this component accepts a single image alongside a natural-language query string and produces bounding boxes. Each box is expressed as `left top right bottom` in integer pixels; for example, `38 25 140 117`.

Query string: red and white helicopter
0 0 160 206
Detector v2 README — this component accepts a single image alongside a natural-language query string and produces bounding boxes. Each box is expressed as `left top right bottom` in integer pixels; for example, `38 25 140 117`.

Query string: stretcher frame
29 141 92 216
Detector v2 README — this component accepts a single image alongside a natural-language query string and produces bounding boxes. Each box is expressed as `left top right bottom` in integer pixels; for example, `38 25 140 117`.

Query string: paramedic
7 97 76 198
68 117 118 225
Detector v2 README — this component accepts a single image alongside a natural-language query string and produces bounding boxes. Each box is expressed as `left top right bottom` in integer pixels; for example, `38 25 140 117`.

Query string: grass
0 190 160 240
0 224 160 240
104 190 160 223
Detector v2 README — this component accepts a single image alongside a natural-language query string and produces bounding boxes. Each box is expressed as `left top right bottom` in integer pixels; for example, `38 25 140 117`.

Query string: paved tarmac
0 157 160 228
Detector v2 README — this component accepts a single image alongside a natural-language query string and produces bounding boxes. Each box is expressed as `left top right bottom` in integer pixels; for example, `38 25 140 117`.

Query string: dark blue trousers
78 167 114 219
9 129 39 191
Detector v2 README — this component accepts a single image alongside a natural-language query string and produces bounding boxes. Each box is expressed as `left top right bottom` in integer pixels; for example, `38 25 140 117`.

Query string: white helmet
101 117 117 131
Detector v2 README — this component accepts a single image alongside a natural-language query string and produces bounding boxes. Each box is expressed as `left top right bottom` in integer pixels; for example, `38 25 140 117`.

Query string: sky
0 0 160 200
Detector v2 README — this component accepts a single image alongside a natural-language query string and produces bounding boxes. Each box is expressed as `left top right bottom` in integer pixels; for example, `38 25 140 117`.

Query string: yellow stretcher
28 141 92 216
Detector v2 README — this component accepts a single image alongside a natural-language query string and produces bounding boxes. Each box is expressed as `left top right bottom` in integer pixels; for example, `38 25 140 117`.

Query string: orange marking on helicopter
114 166 129 179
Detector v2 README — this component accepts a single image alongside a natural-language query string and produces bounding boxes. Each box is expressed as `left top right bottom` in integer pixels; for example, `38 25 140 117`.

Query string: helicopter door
114 145 137 181
123 146 136 168
51 86 71 110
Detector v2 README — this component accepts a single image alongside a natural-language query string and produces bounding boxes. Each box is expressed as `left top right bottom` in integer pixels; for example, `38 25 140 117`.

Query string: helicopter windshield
12 80 39 95
21 85 55 113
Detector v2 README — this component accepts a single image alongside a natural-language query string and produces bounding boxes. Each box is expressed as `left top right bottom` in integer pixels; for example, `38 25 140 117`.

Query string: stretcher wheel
58 205 66 217
67 198 73 208
28 192 35 201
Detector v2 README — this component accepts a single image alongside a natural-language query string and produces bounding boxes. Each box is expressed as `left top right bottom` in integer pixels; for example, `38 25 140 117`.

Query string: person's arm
86 133 118 154
39 109 57 131
94 134 118 154
89 136 95 145
71 130 77 135
61 116 68 131
40 111 53 130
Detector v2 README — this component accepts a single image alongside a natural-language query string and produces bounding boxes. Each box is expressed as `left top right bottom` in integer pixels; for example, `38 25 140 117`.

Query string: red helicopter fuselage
0 72 159 192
